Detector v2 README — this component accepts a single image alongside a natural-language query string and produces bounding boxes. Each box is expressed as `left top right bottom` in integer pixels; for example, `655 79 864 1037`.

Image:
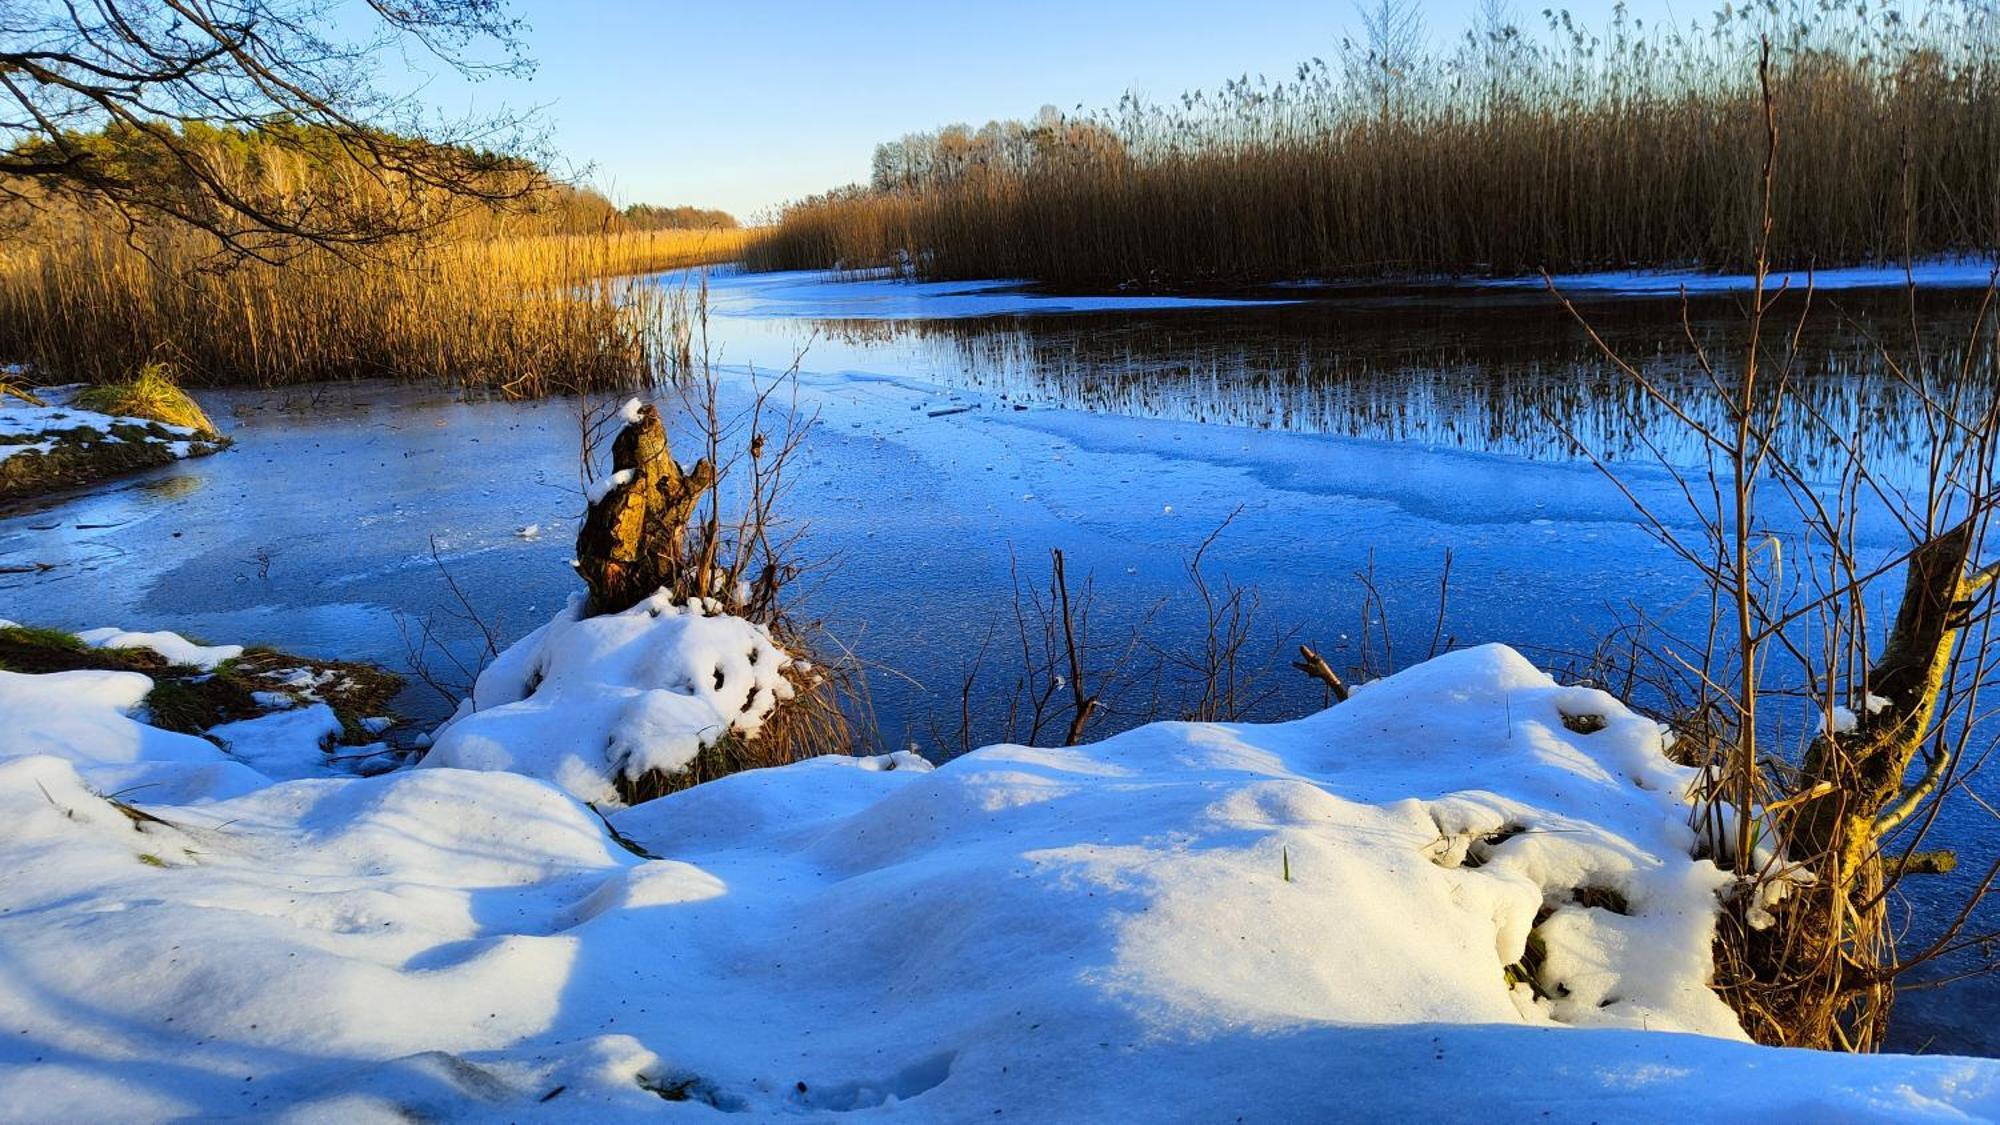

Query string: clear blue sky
413 1 1679 221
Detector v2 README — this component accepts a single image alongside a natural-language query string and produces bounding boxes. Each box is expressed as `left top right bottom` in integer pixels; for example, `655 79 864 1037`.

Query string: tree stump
575 403 715 615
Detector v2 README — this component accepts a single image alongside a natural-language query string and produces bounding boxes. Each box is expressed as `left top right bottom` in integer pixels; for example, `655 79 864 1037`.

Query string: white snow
1821 705 1861 736
206 702 345 780
584 467 635 505
1 640 1998 1119
0 439 54 462
0 386 200 448
76 626 244 671
421 591 797 804
0 668 268 803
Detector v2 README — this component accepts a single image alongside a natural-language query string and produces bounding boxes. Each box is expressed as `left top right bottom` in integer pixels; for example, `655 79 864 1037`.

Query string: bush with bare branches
1550 42 2000 1051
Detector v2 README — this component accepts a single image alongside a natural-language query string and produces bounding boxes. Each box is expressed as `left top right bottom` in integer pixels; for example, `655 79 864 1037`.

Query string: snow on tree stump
575 403 715 616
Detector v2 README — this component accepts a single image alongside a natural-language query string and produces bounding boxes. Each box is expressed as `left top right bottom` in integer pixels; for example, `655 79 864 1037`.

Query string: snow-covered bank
0 622 403 799
423 591 799 805
0 384 225 501
3 630 1997 1120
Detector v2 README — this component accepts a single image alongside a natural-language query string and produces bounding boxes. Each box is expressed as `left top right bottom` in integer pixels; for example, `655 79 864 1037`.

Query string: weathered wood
575 403 715 615
1711 521 1993 1050
1793 521 1980 874
1291 644 1350 702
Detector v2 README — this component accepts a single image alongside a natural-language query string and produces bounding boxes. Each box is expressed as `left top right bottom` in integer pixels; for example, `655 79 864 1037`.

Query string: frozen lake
3 265 1996 1054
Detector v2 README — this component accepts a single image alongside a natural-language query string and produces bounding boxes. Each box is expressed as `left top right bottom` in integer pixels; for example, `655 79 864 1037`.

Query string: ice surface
1482 258 2000 295
683 267 1300 320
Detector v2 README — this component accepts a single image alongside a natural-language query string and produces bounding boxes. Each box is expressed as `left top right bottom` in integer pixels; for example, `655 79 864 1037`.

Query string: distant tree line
620 204 738 231
0 0 534 261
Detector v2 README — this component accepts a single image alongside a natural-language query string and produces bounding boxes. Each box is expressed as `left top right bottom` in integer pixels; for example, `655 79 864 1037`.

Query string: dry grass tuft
73 363 217 434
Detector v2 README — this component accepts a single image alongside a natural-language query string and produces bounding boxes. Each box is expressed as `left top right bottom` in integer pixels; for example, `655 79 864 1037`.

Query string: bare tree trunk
1794 522 1983 873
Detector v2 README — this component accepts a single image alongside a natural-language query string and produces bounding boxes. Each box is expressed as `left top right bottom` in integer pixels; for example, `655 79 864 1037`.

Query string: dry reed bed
0 222 748 396
747 5 2000 285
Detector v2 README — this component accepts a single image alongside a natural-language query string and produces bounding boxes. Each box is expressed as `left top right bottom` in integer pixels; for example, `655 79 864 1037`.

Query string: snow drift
421 591 798 804
1 639 1997 1121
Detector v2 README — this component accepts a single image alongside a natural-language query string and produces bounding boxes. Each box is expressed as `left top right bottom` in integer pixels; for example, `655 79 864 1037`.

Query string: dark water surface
3 266 1997 1054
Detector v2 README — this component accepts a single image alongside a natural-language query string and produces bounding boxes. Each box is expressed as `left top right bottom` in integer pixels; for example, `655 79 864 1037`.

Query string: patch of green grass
0 426 219 500
141 674 261 734
0 623 404 748
0 624 86 653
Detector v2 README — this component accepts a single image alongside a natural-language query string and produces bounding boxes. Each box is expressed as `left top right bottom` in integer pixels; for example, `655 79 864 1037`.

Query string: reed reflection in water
808 285 1997 489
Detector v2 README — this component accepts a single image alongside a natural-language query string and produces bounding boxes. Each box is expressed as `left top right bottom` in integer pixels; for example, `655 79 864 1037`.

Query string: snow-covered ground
0 385 221 498
3 612 1998 1120
74 625 243 670
0 388 211 462
423 591 800 803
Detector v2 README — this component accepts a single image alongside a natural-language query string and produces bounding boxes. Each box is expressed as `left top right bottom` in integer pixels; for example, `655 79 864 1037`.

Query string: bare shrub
1550 42 2000 1051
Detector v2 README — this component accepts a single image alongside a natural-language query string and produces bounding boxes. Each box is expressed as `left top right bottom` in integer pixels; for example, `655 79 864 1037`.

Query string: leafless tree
0 0 541 260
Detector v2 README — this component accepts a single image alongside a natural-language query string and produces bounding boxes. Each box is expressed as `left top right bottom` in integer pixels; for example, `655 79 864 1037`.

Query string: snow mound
75 626 244 670
421 592 797 804
207 702 345 780
0 667 265 802
2 642 1998 1119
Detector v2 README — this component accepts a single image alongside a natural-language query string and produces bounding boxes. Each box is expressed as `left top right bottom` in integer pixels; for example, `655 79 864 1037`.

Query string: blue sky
412 1 1679 220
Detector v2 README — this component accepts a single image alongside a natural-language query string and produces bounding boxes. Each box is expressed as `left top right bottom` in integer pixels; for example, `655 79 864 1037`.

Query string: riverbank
0 622 407 783
0 383 227 502
4 615 1998 1119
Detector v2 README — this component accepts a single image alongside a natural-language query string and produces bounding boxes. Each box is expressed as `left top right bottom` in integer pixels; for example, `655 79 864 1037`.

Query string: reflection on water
137 474 205 500
807 286 1996 487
